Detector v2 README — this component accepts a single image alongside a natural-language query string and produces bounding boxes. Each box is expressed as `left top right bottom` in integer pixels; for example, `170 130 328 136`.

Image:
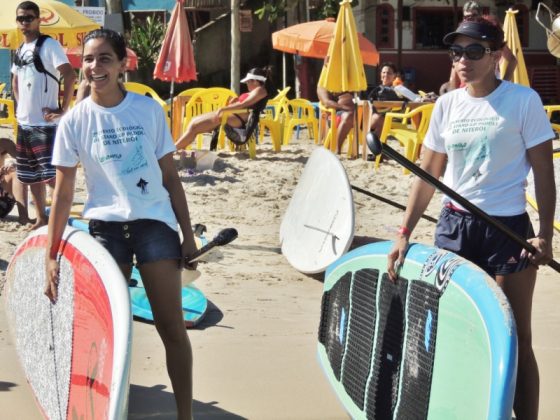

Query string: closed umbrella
318 0 368 154
0 0 99 49
500 8 529 87
153 0 197 130
272 18 379 66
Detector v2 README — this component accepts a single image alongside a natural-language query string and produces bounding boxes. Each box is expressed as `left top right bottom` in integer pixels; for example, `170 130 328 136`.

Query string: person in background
448 0 517 90
316 86 355 155
367 62 402 136
45 29 197 419
387 16 555 420
11 1 76 230
175 67 272 151
0 137 30 223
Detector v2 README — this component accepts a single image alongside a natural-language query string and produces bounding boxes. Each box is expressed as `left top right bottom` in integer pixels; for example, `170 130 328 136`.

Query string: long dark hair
83 29 128 61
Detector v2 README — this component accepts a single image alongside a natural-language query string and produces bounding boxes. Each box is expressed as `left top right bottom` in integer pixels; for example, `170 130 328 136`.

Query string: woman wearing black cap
387 15 555 420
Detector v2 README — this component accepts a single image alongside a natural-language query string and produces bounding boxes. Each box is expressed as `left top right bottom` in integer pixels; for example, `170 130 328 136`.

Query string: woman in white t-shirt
387 17 555 419
45 29 197 419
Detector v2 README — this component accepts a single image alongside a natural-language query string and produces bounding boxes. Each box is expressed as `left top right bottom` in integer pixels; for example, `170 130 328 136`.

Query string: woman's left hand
522 236 553 266
181 237 199 270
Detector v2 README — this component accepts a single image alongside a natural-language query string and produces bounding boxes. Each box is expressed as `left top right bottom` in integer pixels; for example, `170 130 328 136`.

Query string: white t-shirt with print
52 93 179 230
424 81 554 216
11 36 69 126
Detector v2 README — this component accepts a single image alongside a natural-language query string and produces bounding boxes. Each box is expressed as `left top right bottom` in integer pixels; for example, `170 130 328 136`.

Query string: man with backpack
11 1 75 230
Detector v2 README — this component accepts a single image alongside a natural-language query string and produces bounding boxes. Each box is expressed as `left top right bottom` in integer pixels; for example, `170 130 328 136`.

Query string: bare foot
27 218 47 231
17 216 36 225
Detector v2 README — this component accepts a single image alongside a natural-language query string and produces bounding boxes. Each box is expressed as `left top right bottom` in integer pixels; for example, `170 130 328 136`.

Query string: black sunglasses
16 15 37 23
448 44 492 62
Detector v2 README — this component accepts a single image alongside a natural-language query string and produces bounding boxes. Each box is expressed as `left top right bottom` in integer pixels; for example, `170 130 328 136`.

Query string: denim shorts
434 206 534 278
88 219 181 266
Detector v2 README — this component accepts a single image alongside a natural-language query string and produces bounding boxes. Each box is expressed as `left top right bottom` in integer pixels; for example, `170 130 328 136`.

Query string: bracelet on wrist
397 226 411 238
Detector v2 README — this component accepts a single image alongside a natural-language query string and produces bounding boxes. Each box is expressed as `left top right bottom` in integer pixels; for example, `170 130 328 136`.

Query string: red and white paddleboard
5 226 131 419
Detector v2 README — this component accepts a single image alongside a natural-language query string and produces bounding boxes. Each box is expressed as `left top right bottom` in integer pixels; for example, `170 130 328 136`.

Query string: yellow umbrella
0 0 99 49
318 0 367 155
318 0 367 94
500 8 529 87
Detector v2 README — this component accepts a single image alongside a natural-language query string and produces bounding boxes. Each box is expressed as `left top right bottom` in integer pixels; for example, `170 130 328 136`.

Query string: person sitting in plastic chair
316 85 354 155
367 62 402 136
175 67 273 151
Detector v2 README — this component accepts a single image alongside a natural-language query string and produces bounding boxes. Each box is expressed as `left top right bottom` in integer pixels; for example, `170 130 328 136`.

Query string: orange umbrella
64 46 138 71
153 0 197 84
272 18 379 66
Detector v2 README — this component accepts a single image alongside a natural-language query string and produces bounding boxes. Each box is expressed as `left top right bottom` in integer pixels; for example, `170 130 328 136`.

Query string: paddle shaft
376 142 560 273
350 184 438 224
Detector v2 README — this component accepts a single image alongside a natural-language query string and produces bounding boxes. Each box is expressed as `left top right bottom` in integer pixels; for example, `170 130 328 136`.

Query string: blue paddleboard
318 241 517 420
68 217 208 328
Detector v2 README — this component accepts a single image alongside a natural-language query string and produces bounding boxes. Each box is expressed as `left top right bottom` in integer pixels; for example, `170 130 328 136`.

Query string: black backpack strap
35 35 60 87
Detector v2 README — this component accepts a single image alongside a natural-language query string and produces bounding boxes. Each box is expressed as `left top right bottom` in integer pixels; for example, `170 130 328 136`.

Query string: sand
0 126 559 419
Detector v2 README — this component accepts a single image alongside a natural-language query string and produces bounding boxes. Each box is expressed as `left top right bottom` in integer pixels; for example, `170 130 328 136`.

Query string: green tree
255 0 346 22
127 15 166 88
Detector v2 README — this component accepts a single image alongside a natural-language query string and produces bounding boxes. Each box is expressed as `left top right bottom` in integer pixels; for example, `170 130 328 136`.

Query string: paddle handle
379 142 560 273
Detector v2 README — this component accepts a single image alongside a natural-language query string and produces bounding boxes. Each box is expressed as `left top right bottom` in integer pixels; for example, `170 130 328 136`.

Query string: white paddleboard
280 147 355 273
5 226 131 419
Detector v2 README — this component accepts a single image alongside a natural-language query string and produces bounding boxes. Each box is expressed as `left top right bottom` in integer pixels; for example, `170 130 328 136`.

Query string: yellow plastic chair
0 98 18 138
544 105 560 135
0 83 5 97
172 87 205 139
376 103 434 174
283 98 319 145
215 110 259 158
319 103 365 158
258 96 288 150
178 87 237 150
123 82 170 126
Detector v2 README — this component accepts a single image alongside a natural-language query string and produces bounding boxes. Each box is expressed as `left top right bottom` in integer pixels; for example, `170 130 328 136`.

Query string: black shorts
434 206 534 277
89 219 182 266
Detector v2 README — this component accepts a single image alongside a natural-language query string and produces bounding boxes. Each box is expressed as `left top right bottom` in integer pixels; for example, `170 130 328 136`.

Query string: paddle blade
212 228 238 246
366 131 383 156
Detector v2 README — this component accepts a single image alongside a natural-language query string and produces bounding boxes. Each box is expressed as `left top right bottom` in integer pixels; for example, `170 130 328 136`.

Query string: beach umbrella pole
365 132 560 273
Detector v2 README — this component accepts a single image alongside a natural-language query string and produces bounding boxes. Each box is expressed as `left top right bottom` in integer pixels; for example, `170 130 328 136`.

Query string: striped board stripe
5 226 131 419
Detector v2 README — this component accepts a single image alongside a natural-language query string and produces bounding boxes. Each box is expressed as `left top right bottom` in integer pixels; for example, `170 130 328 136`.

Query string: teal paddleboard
68 217 208 328
318 241 517 419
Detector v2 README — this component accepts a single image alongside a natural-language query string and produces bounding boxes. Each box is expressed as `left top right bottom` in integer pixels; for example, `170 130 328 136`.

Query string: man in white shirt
11 1 75 230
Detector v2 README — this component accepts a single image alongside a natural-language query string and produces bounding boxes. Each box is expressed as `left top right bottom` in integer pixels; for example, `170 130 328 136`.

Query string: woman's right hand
387 234 410 281
45 257 60 303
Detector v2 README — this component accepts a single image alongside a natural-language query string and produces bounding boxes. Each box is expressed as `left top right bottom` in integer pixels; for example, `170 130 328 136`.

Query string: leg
139 259 193 420
496 267 539 420
176 111 220 150
370 112 385 136
336 110 354 154
29 181 48 230
10 173 32 224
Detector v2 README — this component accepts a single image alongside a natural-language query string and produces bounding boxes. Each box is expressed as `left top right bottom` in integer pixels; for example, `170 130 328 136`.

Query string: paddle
366 132 560 273
350 184 438 224
182 228 239 285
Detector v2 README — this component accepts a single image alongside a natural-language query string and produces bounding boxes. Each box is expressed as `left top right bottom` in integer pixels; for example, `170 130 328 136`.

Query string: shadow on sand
129 384 246 419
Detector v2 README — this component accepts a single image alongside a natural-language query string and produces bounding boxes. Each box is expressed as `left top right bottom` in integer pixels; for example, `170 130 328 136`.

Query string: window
376 4 394 49
414 8 457 49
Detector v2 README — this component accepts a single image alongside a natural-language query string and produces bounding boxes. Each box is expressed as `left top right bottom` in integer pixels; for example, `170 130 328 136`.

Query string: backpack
14 34 60 93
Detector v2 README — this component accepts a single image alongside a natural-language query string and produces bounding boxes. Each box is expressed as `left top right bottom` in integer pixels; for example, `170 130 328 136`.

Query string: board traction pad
319 269 440 419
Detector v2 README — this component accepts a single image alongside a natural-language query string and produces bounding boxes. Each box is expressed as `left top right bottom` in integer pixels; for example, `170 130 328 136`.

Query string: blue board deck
318 241 517 420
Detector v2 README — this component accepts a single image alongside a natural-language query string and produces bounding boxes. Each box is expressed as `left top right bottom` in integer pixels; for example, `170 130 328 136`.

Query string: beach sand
0 126 559 419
